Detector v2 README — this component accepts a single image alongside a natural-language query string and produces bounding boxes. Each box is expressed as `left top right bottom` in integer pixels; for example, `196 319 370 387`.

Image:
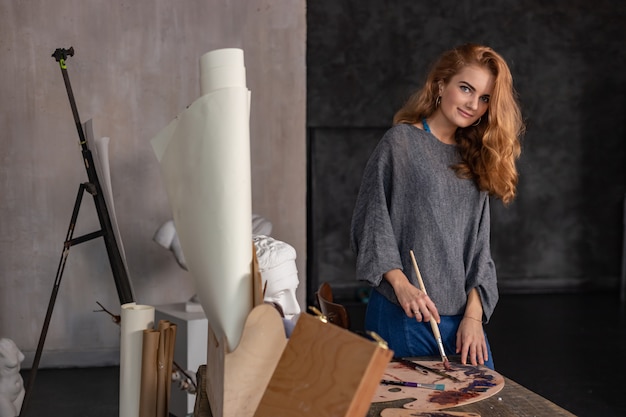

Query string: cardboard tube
165 324 177 413
156 321 170 417
139 329 159 417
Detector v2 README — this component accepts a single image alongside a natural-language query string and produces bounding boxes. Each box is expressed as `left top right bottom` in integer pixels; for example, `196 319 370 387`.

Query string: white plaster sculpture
153 223 300 336
0 338 25 417
152 219 188 270
153 214 273 271
253 235 301 336
153 214 273 313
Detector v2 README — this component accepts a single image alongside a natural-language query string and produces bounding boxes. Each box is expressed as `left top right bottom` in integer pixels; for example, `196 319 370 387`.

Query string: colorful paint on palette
428 389 480 405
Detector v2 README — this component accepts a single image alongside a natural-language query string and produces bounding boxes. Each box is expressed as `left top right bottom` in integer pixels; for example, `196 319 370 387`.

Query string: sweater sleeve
350 136 404 287
465 196 499 322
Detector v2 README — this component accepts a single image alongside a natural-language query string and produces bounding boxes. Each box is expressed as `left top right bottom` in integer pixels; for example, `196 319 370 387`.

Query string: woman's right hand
384 269 441 323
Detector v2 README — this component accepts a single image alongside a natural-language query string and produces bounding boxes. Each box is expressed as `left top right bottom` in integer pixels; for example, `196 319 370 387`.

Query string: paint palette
381 411 479 417
371 359 504 412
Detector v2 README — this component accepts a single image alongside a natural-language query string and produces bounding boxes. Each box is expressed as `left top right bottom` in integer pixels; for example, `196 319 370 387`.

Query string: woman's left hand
455 316 488 366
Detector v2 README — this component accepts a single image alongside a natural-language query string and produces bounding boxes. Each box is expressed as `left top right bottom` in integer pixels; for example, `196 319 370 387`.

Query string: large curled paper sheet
83 119 132 276
120 303 155 417
151 48 252 352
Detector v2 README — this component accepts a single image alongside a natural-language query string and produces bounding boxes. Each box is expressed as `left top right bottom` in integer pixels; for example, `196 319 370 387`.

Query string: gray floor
487 292 626 417
18 292 626 417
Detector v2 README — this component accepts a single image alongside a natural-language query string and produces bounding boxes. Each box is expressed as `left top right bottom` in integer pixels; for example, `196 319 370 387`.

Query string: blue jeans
365 289 494 369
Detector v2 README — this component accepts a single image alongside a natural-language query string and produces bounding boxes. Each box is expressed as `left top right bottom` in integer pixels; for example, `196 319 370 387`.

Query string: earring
472 117 482 127
435 96 441 108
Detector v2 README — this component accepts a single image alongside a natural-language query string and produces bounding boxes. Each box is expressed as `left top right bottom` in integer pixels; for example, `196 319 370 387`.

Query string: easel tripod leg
19 183 88 417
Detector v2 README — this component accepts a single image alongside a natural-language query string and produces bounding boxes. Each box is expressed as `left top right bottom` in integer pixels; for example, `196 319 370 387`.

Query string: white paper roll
200 48 244 70
200 49 247 93
151 48 253 352
120 303 155 417
200 65 246 94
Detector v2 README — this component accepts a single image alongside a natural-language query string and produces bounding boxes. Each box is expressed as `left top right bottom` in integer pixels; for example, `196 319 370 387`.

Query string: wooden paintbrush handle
410 250 446 351
410 250 438 334
429 318 442 338
409 250 428 294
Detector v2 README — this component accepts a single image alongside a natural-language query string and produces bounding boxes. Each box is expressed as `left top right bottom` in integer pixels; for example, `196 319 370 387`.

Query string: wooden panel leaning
204 244 288 417
254 310 394 417
205 304 287 417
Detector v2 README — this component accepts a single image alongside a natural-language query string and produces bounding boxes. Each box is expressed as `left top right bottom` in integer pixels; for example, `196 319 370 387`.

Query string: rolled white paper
200 48 247 95
199 48 244 70
120 303 155 417
200 65 246 93
151 48 253 352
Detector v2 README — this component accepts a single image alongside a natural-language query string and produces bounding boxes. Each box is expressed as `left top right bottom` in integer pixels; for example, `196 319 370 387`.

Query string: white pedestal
155 302 208 417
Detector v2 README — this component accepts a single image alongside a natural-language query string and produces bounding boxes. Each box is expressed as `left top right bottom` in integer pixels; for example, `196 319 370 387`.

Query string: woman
350 43 524 369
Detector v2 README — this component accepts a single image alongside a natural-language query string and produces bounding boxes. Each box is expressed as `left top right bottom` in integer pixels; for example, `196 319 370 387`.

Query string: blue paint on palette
460 366 497 393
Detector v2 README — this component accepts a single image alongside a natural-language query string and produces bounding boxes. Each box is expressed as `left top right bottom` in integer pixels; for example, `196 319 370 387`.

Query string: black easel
19 47 136 417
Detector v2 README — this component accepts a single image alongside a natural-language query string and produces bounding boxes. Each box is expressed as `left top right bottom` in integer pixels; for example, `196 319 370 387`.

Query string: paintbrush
381 379 445 390
407 358 461 383
393 357 428 374
409 250 451 371
396 357 461 383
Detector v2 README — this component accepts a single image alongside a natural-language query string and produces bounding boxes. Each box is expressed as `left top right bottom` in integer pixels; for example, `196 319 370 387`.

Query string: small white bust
253 235 301 320
0 338 25 417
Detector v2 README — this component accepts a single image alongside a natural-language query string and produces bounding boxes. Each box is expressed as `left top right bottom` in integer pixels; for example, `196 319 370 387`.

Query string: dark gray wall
307 1 626 302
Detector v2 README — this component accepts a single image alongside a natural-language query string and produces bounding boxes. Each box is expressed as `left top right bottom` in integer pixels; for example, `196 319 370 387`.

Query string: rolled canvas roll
199 48 243 69
120 303 155 417
151 48 253 352
200 65 246 93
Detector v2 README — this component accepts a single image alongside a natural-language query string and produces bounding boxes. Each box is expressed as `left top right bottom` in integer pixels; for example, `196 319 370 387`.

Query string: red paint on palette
428 390 480 405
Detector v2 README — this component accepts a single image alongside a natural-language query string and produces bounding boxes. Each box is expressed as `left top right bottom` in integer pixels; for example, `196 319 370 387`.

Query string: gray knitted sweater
350 124 498 321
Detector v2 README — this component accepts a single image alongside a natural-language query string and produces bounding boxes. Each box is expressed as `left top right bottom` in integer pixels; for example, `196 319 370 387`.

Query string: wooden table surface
194 363 577 417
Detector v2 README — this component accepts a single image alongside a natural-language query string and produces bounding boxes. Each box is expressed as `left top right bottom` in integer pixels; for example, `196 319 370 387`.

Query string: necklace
422 118 431 133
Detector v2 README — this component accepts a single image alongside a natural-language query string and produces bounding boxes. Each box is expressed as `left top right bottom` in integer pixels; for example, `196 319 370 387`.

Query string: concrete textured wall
307 0 626 301
0 0 306 367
